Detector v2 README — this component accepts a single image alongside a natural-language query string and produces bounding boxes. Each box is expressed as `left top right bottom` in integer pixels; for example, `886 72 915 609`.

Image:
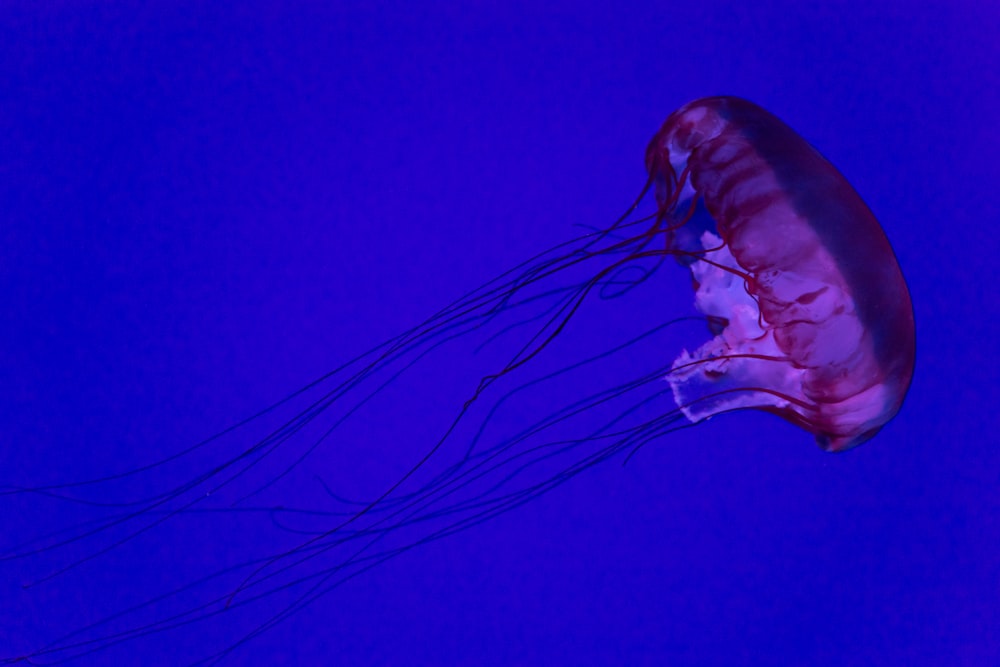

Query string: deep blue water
2 2 998 665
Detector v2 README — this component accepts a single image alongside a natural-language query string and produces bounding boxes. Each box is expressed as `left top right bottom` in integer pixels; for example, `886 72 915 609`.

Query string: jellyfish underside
1 97 913 665
665 200 885 452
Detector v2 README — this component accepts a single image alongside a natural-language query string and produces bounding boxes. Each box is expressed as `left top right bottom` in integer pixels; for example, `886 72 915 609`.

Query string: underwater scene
2 2 997 665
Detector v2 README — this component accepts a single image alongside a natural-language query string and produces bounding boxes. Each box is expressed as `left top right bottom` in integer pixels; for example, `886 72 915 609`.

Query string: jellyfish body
646 96 915 451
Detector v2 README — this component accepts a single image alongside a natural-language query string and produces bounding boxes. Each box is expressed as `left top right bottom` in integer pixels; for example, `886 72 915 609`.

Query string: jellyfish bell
647 96 915 451
2 97 914 663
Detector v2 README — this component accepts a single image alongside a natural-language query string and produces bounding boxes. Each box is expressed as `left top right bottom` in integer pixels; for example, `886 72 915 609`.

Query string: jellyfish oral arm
668 231 803 420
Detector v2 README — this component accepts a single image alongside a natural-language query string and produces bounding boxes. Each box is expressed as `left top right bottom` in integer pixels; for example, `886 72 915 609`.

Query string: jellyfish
646 96 915 451
1 97 914 664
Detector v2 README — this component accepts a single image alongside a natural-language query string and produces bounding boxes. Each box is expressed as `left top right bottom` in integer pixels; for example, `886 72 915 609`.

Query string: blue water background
2 2 997 665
